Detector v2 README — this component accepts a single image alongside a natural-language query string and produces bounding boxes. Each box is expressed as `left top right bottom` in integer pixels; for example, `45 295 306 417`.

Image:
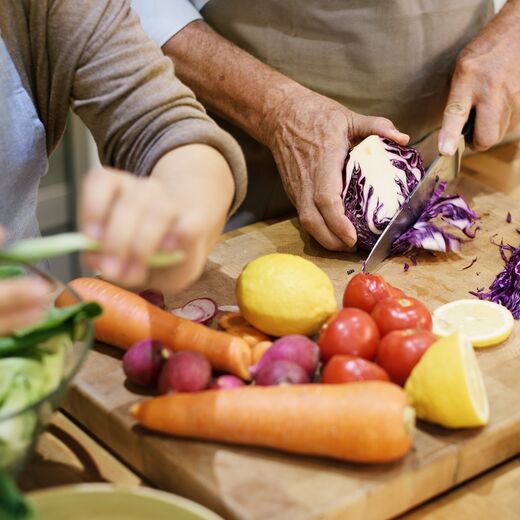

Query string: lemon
236 253 337 336
405 332 489 428
433 299 514 348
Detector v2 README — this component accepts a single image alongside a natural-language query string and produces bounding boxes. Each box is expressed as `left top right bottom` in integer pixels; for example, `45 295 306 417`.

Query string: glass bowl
0 260 94 478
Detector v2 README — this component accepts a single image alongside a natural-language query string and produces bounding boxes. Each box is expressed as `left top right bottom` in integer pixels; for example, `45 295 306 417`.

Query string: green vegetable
0 266 26 280
0 469 36 520
0 232 185 268
0 302 102 358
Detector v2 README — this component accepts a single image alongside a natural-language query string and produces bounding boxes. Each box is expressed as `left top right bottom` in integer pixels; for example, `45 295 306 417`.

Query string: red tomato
342 273 406 313
317 308 380 362
321 355 390 384
371 297 432 337
378 329 438 385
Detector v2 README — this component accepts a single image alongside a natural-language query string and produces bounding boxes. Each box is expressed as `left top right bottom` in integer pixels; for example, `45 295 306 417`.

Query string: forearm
163 20 307 147
151 144 235 244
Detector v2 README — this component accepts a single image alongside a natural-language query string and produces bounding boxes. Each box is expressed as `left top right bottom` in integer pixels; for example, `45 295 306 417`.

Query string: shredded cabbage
471 242 520 319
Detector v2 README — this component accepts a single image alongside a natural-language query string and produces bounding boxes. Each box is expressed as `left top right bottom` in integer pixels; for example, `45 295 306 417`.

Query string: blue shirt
0 34 47 244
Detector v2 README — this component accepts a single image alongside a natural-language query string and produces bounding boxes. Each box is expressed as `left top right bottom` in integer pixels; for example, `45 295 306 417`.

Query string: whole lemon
236 253 337 336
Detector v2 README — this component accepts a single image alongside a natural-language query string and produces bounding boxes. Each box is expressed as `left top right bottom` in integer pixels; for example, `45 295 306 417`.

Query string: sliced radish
171 297 218 324
218 305 240 313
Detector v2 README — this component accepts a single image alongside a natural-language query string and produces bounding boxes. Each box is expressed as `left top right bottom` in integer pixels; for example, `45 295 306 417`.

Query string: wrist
152 144 235 217
258 81 311 149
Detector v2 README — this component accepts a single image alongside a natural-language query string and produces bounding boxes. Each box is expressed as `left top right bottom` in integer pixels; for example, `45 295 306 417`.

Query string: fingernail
85 223 103 240
100 255 121 279
439 137 457 156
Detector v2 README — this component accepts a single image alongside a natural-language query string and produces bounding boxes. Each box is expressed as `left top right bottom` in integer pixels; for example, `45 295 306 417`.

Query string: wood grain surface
21 141 520 519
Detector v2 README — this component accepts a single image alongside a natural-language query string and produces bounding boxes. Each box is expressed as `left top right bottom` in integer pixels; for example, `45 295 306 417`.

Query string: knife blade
362 111 475 273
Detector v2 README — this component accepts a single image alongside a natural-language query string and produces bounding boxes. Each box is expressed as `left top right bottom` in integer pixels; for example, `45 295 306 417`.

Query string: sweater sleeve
48 0 246 214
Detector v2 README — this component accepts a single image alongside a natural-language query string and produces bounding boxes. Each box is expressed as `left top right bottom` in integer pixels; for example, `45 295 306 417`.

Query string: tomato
321 355 390 384
371 297 432 337
342 273 406 313
378 329 438 385
317 308 380 362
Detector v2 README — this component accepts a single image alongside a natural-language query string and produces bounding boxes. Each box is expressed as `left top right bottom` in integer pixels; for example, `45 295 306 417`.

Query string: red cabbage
342 136 424 250
391 182 479 256
342 136 478 255
471 242 520 319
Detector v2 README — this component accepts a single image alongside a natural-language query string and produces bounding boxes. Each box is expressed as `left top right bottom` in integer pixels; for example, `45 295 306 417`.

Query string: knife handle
462 108 476 146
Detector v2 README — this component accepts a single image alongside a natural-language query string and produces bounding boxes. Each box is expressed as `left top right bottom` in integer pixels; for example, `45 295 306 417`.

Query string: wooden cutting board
62 174 520 520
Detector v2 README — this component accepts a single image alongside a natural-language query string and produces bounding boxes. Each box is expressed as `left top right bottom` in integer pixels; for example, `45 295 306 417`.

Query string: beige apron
201 0 494 228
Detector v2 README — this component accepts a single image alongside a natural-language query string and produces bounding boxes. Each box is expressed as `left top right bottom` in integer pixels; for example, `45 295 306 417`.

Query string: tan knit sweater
0 0 246 212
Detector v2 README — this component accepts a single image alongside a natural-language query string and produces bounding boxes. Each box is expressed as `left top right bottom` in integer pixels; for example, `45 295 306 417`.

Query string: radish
210 375 246 390
138 289 166 310
158 351 212 393
171 298 218 324
255 360 310 386
251 335 319 376
122 339 168 388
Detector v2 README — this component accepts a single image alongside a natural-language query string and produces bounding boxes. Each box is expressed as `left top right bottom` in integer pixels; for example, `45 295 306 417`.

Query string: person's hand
80 144 234 294
264 86 409 250
0 227 49 335
439 0 520 155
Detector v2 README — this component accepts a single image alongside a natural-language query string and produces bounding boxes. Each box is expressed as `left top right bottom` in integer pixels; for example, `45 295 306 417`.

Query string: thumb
354 115 410 145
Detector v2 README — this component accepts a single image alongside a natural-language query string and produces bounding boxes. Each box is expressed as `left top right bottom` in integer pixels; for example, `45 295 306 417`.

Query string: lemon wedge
405 332 489 428
236 253 336 336
432 299 514 348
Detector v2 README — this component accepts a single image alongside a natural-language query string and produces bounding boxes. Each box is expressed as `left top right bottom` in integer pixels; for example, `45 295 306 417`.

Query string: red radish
210 375 246 390
250 335 319 377
158 351 212 393
255 360 310 386
171 297 218 324
122 339 168 387
138 289 166 309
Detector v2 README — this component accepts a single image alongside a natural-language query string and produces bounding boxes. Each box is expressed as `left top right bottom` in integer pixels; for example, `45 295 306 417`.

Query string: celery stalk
0 233 185 268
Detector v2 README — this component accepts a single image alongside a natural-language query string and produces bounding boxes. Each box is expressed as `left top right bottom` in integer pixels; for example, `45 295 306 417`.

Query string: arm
439 0 520 155
163 21 409 250
46 1 245 291
80 144 234 292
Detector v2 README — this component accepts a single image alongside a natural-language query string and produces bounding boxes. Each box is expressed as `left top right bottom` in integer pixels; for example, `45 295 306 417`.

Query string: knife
363 110 475 273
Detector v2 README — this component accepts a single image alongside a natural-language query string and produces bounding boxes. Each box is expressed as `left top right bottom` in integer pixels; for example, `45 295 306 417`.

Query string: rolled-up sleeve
48 0 246 214
131 0 202 46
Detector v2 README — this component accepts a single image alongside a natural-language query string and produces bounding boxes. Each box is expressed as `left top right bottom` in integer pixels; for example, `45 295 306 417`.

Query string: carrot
131 381 414 463
218 311 250 330
226 325 270 347
56 277 252 380
251 341 273 364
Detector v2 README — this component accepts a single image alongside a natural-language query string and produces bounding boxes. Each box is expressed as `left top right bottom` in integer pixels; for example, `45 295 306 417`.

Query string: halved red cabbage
471 242 520 319
342 136 478 254
342 136 424 250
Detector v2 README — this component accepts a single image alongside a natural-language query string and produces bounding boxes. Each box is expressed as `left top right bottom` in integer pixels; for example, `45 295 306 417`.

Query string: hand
0 228 49 335
264 86 409 250
439 0 520 155
80 144 234 293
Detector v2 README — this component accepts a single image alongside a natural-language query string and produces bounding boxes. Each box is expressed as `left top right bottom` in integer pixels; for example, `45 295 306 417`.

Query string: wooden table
20 141 520 519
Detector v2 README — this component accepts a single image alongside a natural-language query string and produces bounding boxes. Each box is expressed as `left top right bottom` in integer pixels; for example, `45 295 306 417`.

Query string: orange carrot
218 311 250 330
56 277 251 380
131 381 414 463
251 341 273 364
226 325 270 347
